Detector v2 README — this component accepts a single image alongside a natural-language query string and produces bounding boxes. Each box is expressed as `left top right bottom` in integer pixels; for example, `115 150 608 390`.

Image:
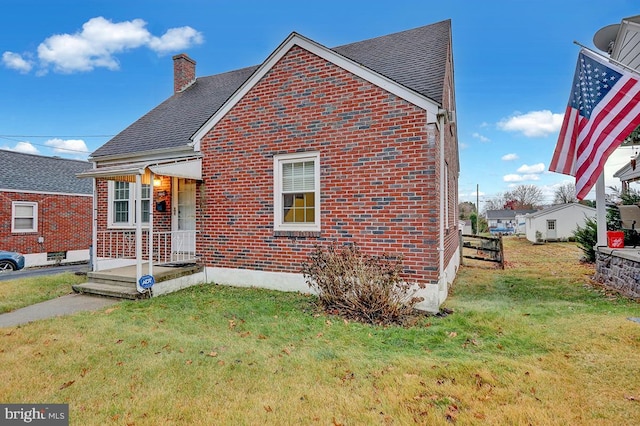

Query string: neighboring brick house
0 150 92 266
79 20 460 311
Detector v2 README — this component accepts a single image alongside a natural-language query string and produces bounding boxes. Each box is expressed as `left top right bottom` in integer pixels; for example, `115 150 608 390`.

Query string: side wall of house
0 190 92 265
198 45 442 286
441 34 461 286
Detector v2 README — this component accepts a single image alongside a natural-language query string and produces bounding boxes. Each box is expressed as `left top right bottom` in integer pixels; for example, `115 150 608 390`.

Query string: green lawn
0 272 85 313
0 238 639 425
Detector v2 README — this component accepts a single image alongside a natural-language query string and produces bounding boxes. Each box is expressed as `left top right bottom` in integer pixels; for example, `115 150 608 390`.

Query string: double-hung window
108 181 150 227
12 201 37 233
274 152 320 232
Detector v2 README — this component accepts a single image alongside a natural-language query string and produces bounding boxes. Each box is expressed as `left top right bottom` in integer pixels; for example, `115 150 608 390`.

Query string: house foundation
595 247 640 298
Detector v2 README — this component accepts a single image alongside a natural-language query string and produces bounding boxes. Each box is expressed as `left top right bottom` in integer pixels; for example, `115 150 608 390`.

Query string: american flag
549 48 640 199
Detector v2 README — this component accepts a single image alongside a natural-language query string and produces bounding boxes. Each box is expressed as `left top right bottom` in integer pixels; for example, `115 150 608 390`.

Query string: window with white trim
12 201 38 233
108 181 151 227
445 162 449 229
274 152 320 232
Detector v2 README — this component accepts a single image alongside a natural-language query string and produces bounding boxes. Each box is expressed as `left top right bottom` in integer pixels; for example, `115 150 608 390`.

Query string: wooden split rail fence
461 234 504 269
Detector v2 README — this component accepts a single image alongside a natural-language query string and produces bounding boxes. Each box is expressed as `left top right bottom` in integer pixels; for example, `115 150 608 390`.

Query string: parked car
0 251 25 272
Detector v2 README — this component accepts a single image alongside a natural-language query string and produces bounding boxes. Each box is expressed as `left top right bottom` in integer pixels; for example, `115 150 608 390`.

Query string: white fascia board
192 32 441 150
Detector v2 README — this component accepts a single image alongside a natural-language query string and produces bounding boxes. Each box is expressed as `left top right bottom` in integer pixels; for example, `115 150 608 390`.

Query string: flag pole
595 172 607 247
573 40 640 77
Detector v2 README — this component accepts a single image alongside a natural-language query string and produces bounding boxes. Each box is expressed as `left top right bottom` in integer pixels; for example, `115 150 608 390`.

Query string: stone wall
595 249 640 298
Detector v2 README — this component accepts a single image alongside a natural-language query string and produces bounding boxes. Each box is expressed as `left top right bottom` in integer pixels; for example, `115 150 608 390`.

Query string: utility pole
476 184 479 235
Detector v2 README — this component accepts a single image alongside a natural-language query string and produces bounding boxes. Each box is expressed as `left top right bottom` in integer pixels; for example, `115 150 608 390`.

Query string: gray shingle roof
92 66 258 158
0 150 92 194
92 20 451 159
332 20 450 105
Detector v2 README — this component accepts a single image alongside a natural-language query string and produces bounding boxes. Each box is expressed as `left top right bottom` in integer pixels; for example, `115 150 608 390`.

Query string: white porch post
91 177 98 272
596 172 607 247
135 173 143 284
148 171 154 277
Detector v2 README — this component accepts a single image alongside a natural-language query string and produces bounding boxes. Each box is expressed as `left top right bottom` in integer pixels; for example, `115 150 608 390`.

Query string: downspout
437 109 447 293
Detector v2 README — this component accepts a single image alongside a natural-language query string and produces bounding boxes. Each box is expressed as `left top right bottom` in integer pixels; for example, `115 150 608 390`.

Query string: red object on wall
607 231 625 248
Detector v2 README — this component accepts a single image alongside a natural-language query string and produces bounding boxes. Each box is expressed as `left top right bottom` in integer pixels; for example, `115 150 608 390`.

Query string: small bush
573 217 597 262
301 244 425 325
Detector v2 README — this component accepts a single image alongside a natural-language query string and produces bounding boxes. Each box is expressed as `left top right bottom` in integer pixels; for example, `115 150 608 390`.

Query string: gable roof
524 203 596 219
0 150 92 195
91 20 451 160
333 20 449 105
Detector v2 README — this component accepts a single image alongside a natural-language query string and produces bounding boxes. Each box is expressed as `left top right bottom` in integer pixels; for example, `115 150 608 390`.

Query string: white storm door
172 178 196 256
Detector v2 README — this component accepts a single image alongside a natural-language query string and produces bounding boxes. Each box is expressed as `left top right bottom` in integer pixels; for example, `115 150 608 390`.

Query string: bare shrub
301 244 425 325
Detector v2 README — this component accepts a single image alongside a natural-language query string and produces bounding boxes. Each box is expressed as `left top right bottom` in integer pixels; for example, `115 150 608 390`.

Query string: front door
172 178 196 259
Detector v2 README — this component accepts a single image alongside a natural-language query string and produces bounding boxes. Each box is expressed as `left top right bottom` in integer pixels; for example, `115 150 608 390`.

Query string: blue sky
1 0 639 207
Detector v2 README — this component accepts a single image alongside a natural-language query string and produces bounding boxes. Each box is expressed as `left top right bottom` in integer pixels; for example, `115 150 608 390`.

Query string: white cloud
2 51 33 73
497 110 563 138
148 26 204 54
472 132 490 142
2 141 39 154
45 138 89 157
503 173 541 182
502 153 519 161
516 163 545 173
5 17 204 74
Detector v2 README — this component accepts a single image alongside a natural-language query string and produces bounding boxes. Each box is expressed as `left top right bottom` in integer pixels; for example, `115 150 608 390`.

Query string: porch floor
72 263 203 300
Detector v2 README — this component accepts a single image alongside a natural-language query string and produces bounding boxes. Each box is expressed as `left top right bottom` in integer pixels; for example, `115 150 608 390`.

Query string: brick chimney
173 53 196 93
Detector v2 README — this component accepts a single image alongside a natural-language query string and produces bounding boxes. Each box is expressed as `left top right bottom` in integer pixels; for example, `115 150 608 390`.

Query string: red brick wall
0 191 92 254
198 46 451 285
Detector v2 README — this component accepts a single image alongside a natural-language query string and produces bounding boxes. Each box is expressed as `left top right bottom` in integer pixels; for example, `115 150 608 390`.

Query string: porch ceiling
149 158 201 180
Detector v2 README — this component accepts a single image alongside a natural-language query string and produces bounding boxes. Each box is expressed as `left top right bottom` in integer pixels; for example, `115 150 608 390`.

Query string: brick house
0 150 92 266
78 20 460 311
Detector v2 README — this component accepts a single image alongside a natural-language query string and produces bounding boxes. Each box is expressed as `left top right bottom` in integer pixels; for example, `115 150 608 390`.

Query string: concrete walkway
0 294 120 328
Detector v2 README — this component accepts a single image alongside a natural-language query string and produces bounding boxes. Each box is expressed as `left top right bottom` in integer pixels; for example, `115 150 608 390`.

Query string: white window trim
11 201 38 233
273 152 321 232
107 181 150 229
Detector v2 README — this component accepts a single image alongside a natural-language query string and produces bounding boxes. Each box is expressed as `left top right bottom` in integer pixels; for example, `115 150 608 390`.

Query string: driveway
0 263 90 282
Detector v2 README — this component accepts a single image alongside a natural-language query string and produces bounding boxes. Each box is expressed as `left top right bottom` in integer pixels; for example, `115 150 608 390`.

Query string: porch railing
154 230 198 264
97 230 137 259
96 230 198 265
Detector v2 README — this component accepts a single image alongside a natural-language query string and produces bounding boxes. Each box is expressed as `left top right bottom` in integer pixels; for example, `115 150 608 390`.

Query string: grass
0 272 85 313
0 238 639 424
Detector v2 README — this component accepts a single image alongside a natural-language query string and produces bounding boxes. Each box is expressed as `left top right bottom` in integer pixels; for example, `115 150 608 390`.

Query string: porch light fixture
153 178 162 187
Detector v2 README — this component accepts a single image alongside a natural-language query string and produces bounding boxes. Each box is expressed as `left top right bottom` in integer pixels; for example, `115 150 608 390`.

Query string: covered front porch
77 156 206 298
594 156 640 299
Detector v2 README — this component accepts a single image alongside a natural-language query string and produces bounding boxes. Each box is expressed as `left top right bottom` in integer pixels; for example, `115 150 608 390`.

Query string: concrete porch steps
72 282 142 300
72 263 203 300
